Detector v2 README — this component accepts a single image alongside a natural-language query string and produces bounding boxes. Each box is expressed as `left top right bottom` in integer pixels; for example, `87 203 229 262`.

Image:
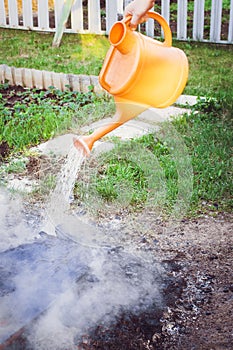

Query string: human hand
124 0 155 28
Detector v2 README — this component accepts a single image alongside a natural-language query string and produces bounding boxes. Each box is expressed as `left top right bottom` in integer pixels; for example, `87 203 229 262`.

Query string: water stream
42 146 86 236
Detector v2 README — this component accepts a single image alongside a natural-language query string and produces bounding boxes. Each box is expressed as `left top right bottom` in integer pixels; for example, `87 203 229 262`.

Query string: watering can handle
124 11 172 47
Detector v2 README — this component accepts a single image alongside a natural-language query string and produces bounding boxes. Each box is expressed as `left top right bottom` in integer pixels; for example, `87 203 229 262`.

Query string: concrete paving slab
6 96 195 194
137 106 190 124
81 118 159 140
175 94 198 106
31 102 191 159
32 133 75 157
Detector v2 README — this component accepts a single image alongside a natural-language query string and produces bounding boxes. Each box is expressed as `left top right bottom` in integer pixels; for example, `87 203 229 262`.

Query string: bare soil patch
79 212 232 350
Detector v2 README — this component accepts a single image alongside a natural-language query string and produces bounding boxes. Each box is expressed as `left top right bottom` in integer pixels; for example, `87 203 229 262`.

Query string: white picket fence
0 0 232 44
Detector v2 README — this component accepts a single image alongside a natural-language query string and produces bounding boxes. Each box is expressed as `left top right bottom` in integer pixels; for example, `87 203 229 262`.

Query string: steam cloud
0 188 163 349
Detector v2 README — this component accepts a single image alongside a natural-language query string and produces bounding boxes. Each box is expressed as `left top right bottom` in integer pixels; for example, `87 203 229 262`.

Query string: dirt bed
78 212 232 350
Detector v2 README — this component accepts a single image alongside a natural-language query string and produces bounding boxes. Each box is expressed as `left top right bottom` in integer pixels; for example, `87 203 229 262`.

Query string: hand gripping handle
123 11 172 47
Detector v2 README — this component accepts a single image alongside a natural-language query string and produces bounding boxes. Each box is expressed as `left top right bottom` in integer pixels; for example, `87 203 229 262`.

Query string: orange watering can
74 11 189 155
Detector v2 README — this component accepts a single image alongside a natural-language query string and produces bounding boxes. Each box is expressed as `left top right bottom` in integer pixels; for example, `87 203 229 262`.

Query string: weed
0 157 27 181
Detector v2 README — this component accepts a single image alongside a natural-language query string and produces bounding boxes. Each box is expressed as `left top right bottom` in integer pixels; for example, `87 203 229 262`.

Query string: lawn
0 28 233 98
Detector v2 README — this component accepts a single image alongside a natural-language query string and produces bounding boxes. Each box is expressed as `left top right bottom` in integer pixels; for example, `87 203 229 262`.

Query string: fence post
177 0 187 40
145 2 155 38
193 0 205 41
38 0 49 30
71 0 83 32
210 0 222 42
161 0 170 25
0 0 6 26
228 0 233 42
88 0 101 33
106 0 118 34
22 0 33 29
161 0 170 39
8 0 18 27
54 0 62 29
117 0 123 14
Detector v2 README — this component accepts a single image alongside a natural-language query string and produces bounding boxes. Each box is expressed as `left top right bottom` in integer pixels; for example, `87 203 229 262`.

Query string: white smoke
0 192 163 349
28 244 162 350
0 187 39 252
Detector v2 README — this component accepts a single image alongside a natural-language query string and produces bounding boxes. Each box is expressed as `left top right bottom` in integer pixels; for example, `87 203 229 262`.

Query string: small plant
0 157 27 186
2 158 27 174
191 96 222 115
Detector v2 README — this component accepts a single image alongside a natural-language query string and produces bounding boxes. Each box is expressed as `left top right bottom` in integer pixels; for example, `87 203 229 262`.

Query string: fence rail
0 0 232 44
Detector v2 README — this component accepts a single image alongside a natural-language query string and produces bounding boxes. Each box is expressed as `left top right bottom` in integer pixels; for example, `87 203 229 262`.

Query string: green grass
174 99 232 213
94 158 147 204
0 30 109 76
78 156 149 209
76 97 232 216
177 42 233 98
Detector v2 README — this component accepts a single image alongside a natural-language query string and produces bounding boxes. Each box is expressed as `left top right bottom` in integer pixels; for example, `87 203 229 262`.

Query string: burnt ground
1 180 232 350
1 212 232 350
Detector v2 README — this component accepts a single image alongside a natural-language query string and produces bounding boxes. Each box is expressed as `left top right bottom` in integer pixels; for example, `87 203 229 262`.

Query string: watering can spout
73 100 147 156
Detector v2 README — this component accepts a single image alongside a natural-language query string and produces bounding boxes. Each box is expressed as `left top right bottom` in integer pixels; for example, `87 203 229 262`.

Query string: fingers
124 12 149 30
131 13 149 26
130 13 140 29
124 0 153 28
